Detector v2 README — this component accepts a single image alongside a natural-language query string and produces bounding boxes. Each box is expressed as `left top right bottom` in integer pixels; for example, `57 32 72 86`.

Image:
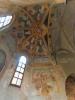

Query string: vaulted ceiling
2 0 75 76
0 0 66 58
9 4 53 57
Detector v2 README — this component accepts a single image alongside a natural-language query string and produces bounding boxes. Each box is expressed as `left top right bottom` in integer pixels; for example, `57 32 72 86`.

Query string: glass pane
10 16 12 19
22 64 25 68
3 20 8 26
16 67 21 72
14 72 19 78
6 16 12 21
0 23 3 28
11 77 17 84
1 17 5 22
17 79 21 86
20 68 24 73
3 19 10 26
18 62 22 67
19 56 26 64
18 73 23 79
0 15 12 28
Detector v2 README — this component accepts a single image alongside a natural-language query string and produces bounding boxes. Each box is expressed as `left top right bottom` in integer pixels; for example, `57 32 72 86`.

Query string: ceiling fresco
11 4 54 57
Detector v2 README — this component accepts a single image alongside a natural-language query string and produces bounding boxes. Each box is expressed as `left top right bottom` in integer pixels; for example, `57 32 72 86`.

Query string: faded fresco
21 61 67 100
31 67 52 96
0 51 67 100
0 3 67 100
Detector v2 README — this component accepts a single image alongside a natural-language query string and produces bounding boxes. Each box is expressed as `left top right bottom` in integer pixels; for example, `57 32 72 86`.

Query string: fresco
21 62 67 100
0 4 67 100
31 67 53 96
10 4 52 57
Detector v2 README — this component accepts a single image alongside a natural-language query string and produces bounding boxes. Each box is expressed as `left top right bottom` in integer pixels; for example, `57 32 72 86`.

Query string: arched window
0 15 12 29
11 56 26 87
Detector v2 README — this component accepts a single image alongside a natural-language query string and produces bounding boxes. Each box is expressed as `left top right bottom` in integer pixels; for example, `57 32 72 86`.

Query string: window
0 15 12 29
11 56 26 87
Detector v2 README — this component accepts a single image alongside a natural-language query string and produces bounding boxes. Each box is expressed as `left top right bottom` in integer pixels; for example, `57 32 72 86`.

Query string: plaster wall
53 0 75 76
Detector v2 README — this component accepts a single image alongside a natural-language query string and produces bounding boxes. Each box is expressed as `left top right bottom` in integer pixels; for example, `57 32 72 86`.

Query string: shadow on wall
0 49 6 72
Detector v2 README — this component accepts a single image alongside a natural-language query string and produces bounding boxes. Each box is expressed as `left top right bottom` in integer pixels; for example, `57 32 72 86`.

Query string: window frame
0 14 14 31
10 56 26 87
